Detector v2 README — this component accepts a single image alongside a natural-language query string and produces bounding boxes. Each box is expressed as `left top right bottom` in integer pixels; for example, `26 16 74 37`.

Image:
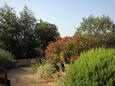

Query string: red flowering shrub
45 34 96 64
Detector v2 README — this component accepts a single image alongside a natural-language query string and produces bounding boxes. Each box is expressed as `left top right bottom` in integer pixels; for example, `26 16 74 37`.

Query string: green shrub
36 63 57 78
96 33 115 48
59 48 115 86
0 48 14 66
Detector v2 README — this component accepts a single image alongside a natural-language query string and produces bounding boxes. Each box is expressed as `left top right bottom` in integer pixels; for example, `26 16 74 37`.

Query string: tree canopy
76 15 115 35
0 5 60 59
75 15 115 48
35 20 60 50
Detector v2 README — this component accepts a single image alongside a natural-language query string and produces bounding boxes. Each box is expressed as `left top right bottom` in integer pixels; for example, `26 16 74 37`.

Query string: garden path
0 67 53 86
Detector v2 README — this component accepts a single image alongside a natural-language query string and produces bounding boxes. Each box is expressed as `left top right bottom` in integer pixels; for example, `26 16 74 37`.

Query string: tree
0 5 20 55
76 15 115 35
35 20 60 52
75 15 115 48
18 6 39 59
0 5 60 59
0 5 39 59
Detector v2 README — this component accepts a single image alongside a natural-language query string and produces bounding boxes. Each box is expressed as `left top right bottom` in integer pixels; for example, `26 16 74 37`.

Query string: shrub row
45 34 96 64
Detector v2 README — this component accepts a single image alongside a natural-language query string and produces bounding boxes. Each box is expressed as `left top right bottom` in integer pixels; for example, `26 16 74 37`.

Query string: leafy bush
45 34 96 64
96 33 115 48
59 48 115 86
36 63 57 78
0 48 14 66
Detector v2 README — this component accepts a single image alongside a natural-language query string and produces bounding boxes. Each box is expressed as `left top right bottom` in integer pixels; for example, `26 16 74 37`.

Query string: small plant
36 63 57 79
30 59 40 71
0 48 14 66
59 48 115 86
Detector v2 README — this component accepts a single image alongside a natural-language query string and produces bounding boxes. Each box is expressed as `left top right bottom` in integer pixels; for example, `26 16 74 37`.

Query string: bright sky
0 0 115 37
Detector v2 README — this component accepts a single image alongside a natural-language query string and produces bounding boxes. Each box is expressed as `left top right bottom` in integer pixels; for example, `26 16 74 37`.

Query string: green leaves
35 20 60 50
61 48 115 86
0 48 14 66
76 15 115 35
0 5 60 59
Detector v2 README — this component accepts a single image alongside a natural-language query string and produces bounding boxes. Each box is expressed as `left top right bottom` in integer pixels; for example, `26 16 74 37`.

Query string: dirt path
0 67 53 86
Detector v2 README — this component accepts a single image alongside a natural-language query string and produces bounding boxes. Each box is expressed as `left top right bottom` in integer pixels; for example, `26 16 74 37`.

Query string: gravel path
0 67 53 86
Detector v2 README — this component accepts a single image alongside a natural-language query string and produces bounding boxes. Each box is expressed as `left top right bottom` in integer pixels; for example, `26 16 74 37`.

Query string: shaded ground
0 67 53 86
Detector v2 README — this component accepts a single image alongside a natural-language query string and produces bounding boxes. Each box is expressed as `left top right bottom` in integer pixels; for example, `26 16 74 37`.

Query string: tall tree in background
75 15 115 48
18 6 38 59
35 20 60 51
0 5 60 59
0 5 37 59
0 5 20 56
76 15 115 35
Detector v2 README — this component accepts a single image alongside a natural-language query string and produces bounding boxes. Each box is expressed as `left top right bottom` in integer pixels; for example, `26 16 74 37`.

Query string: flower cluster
45 34 96 63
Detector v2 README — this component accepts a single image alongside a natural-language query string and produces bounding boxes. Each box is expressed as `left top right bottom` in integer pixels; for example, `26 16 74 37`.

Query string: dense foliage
76 15 115 35
0 48 14 66
45 34 96 64
60 48 115 86
75 15 115 48
96 33 115 48
0 5 60 59
35 20 60 52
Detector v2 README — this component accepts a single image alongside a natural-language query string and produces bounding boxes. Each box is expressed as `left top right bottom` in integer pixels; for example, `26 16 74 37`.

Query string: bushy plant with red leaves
45 34 96 64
